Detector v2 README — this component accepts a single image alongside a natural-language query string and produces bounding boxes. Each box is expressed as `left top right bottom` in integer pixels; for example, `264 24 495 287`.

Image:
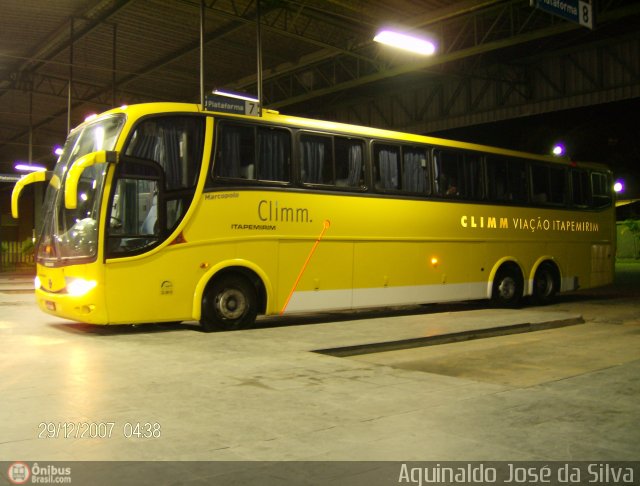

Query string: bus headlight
34 276 42 290
66 278 97 296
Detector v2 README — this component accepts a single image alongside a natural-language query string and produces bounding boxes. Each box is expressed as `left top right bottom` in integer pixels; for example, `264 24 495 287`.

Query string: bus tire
532 262 558 305
491 265 523 308
200 274 258 332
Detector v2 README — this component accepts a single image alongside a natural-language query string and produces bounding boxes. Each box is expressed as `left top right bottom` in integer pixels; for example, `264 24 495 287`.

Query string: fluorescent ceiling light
15 163 46 172
374 30 436 55
212 90 259 102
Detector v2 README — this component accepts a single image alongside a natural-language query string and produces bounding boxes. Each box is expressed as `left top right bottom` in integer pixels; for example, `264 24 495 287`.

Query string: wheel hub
498 277 516 299
216 289 246 319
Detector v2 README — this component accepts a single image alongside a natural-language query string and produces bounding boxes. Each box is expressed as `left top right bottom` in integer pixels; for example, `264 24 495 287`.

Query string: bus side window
107 159 163 257
531 164 549 204
214 124 254 179
402 146 429 194
374 144 400 190
434 149 482 199
300 134 332 184
571 169 590 207
335 138 364 188
532 164 567 205
300 134 364 189
124 115 205 240
549 167 567 204
257 127 290 182
492 156 527 204
591 171 612 208
126 116 203 190
434 151 457 196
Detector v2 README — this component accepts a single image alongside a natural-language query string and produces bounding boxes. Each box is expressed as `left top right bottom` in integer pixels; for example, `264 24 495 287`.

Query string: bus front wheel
200 275 258 332
491 265 523 308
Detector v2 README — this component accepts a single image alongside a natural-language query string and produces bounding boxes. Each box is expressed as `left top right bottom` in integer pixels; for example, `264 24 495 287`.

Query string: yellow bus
12 102 615 331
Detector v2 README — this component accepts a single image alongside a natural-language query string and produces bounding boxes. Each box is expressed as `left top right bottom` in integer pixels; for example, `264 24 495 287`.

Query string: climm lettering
460 215 508 229
460 215 600 233
258 200 311 223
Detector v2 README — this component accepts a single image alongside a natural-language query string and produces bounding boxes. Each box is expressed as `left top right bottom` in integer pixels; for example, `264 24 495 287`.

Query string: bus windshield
38 115 126 263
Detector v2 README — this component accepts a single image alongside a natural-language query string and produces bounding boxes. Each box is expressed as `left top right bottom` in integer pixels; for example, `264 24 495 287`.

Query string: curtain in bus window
402 150 426 193
301 138 325 184
377 149 399 190
218 128 242 178
127 126 160 163
571 169 589 206
508 160 528 203
487 156 531 203
126 117 203 189
591 172 611 208
531 165 550 203
487 157 508 201
347 143 363 187
463 155 482 199
257 129 288 181
435 151 459 196
549 167 567 204
160 125 182 189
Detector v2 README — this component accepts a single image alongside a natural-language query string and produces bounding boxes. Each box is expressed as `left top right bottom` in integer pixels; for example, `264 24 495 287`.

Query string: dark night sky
432 98 640 199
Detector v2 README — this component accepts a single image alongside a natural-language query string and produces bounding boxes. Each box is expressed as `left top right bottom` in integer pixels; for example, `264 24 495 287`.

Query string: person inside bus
445 177 458 196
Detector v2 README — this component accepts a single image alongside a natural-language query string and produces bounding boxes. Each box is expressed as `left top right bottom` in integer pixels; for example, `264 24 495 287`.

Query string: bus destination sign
205 94 260 116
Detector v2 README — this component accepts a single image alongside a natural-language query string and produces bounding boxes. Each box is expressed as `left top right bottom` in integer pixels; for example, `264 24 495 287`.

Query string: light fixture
212 89 259 103
614 180 624 193
373 29 436 55
53 146 63 156
15 163 47 172
552 143 566 156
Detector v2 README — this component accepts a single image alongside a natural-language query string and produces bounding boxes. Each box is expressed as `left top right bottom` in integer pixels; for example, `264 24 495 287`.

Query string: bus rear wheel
492 265 523 308
200 275 258 332
532 262 558 305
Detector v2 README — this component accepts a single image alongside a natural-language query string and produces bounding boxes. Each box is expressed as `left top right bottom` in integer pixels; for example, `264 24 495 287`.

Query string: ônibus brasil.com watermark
7 462 71 485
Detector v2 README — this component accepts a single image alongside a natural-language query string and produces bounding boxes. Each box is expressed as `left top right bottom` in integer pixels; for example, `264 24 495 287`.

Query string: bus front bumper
35 282 109 325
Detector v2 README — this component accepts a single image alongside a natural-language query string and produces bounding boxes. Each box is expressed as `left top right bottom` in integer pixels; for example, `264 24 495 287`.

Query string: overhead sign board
204 94 260 116
531 0 594 30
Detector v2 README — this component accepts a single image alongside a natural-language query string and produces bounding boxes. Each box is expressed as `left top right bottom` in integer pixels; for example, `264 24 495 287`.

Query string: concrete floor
1 264 639 483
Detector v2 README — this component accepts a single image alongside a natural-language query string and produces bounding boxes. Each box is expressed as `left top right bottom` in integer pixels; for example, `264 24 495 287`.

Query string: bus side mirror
64 151 118 209
11 170 52 219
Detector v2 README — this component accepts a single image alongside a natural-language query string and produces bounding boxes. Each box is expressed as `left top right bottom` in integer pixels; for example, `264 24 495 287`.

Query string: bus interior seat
241 164 255 179
533 193 548 203
141 195 157 235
